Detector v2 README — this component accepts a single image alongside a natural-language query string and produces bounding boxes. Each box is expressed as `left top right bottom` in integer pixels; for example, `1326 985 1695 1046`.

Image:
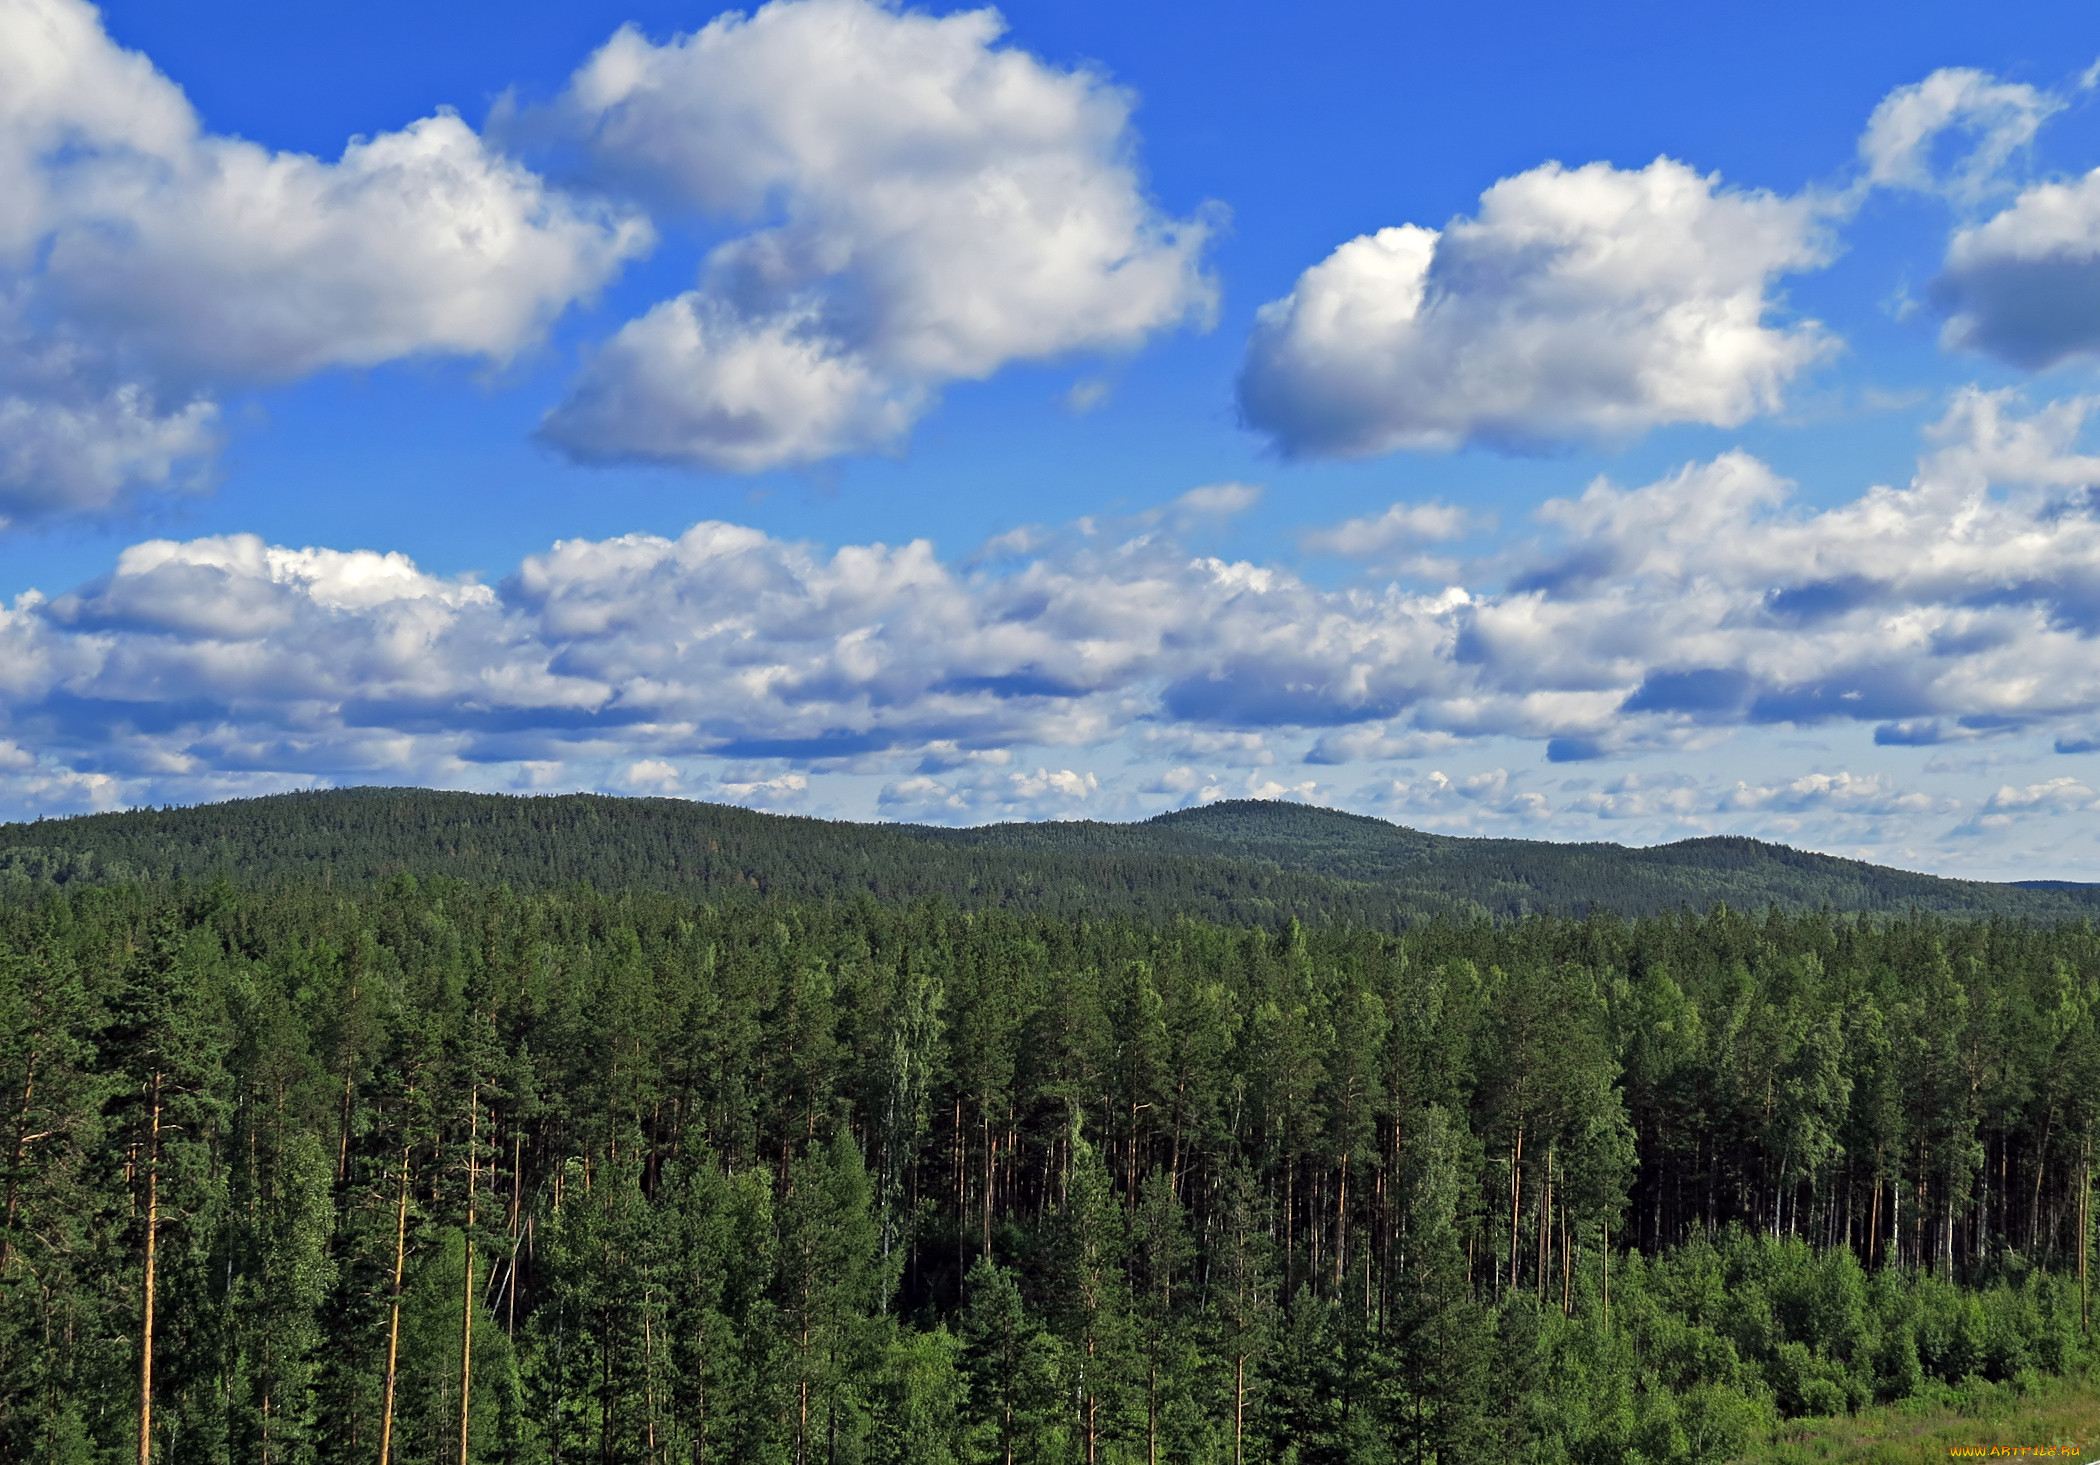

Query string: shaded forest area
8 875 2100 1463
4 787 2097 923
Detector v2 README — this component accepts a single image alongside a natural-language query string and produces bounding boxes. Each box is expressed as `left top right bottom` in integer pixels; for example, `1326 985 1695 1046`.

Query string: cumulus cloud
1934 171 2100 368
5 389 2100 846
878 765 1099 821
715 769 811 809
1301 501 1473 559
1858 67 2057 204
0 0 646 522
1359 767 1551 832
1237 157 1831 457
1304 724 1463 764
1717 770 1943 818
537 0 1214 470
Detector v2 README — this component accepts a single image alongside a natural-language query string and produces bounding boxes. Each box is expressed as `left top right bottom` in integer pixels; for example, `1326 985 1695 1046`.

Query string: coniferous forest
7 798 2100 1461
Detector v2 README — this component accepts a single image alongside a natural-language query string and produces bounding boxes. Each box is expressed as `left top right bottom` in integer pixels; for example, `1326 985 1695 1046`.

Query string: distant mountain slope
0 787 2093 924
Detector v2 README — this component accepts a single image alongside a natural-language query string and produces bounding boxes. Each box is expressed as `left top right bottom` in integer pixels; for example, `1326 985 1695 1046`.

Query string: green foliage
4 854 2100 1461
7 787 2100 924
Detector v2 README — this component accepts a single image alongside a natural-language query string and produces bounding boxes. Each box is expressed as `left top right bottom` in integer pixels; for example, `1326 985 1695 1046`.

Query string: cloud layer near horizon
4 389 2099 860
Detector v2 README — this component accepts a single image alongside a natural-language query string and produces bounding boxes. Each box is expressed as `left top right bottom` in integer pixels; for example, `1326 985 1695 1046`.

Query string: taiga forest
6 791 2100 1463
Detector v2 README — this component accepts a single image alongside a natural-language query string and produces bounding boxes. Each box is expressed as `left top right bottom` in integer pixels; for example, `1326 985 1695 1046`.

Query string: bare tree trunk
2033 1105 2058 1253
459 1088 477 1465
2081 1141 2091 1336
338 1066 356 1188
644 1300 658 1463
1600 1219 1610 1335
1537 1147 1551 1300
1334 1149 1348 1293
508 1130 523 1337
1 1041 41 1275
1560 1203 1571 1315
1233 1353 1244 1465
137 1072 162 1465
379 1125 411 1465
1147 1346 1157 1465
1873 1166 1889 1259
1085 1327 1099 1465
1508 1128 1524 1290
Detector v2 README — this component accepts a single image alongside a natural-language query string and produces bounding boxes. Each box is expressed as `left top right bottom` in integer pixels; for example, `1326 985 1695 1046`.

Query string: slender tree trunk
379 1126 411 1465
137 1072 162 1465
1560 1203 1571 1315
1334 1149 1348 1293
644 1299 658 1462
459 1089 477 1465
1600 1219 1609 1335
338 1066 357 1187
1537 1147 1551 1300
1283 1148 1295 1294
1147 1345 1157 1465
797 1315 811 1465
2032 1107 2058 1253
2081 1141 2091 1335
1086 1326 1099 1465
508 1131 523 1337
0 1040 40 1275
1873 1166 1889 1259
1233 1352 1245 1465
1508 1128 1524 1291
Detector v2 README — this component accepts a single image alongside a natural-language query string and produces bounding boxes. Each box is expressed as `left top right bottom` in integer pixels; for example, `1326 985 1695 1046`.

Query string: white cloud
0 0 647 522
1359 767 1552 831
617 758 684 794
538 0 1214 470
0 377 217 523
716 769 810 809
1858 68 2057 204
4 390 2100 851
44 111 647 384
1718 770 1942 818
1304 724 1464 764
1238 157 1831 457
1169 482 1264 519
878 764 1099 822
541 297 917 472
1934 170 2100 368
1134 726 1274 766
1301 501 1472 559
1139 765 1219 800
1982 777 2099 814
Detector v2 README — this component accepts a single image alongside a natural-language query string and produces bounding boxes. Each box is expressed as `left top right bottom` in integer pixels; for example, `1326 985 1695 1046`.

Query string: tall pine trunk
379 1110 412 1465
137 1071 162 1465
1 1040 40 1275
459 1089 477 1465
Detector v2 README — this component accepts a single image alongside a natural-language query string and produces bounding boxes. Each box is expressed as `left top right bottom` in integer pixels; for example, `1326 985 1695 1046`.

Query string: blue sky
5 0 2100 877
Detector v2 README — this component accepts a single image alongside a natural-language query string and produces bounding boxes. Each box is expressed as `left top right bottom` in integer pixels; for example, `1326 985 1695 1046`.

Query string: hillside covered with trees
6 874 2100 1462
1 786 2094 923
7 792 2100 1462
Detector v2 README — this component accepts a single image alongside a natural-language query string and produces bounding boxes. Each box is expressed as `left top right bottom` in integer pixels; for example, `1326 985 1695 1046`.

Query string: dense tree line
5 789 2095 924
6 879 2100 1462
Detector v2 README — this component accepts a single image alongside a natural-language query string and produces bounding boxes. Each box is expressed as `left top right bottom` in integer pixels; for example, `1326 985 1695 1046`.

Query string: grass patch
1740 1373 2100 1462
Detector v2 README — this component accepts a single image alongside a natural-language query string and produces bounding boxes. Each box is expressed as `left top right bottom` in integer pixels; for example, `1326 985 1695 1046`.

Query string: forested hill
1 785 2094 923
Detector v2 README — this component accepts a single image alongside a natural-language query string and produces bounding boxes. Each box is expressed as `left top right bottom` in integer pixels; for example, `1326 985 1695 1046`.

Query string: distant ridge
1 787 2093 925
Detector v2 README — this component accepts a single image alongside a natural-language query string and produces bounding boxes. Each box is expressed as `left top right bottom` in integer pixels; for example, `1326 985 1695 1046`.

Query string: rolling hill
0 786 2093 925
